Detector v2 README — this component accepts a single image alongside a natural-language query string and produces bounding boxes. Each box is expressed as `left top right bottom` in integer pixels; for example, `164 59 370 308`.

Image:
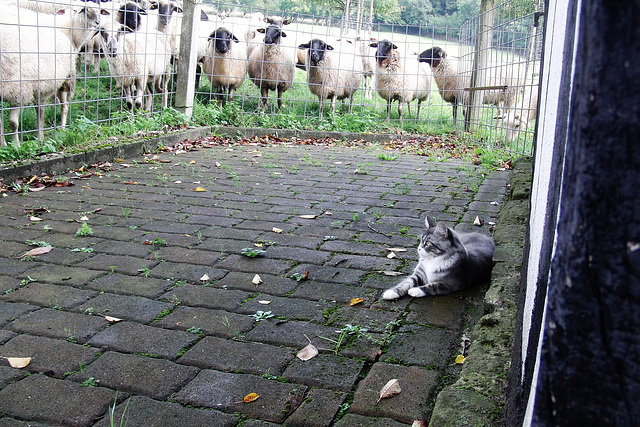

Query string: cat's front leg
382 278 416 300
408 282 450 297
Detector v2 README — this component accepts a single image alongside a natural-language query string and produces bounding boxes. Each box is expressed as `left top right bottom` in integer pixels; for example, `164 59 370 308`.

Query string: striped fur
382 216 495 300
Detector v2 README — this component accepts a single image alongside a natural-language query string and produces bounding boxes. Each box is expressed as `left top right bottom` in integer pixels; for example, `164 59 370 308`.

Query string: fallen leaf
411 419 428 427
29 216 42 222
252 274 263 285
215 162 222 168
22 246 52 257
234 392 260 404
28 186 46 192
193 187 207 192
474 216 483 226
258 300 271 305
190 160 196 164
386 247 408 252
380 271 403 276
200 274 210 282
455 354 466 364
272 227 283 233
1 356 32 368
387 252 396 259
377 378 401 403
297 334 319 361
298 215 317 219
349 298 364 306
254 243 263 248
174 180 182 184
80 215 89 221
100 315 123 323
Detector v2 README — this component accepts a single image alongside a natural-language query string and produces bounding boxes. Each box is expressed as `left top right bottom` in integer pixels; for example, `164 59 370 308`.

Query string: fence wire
0 0 542 156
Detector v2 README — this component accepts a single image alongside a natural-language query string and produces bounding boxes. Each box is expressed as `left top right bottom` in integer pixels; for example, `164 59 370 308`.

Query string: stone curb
428 158 532 426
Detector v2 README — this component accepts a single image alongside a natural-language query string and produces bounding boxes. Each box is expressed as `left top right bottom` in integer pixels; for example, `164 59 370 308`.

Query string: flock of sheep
0 0 540 147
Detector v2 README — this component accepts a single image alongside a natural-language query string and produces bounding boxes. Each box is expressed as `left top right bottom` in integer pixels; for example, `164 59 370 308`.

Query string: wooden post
465 0 496 132
174 0 201 117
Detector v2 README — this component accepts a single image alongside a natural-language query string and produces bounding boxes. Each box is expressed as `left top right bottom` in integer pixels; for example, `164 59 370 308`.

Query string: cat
382 215 495 300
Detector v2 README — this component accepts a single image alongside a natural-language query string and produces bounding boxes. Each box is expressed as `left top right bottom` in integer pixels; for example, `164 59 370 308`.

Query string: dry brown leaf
377 378 401 403
23 246 52 257
272 227 283 233
190 160 196 164
2 356 32 368
234 392 260 404
349 298 364 306
297 334 319 361
252 274 263 285
193 187 207 192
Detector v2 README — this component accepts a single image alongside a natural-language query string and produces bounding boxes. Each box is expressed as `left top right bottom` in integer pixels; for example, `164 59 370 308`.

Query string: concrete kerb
428 158 532 427
0 126 426 185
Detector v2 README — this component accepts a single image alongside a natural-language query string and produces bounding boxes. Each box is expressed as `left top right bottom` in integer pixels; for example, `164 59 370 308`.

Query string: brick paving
0 142 509 426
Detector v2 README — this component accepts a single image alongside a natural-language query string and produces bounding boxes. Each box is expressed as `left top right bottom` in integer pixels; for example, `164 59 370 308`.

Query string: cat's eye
424 241 432 246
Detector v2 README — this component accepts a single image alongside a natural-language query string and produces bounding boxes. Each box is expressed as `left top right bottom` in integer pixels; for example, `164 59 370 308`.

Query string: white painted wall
521 0 581 423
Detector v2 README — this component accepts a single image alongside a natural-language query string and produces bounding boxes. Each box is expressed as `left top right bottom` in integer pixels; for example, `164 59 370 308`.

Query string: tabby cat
382 215 495 300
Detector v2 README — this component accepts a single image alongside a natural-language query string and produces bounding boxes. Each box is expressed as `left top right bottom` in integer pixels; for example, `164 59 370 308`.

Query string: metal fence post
465 0 496 132
174 0 201 117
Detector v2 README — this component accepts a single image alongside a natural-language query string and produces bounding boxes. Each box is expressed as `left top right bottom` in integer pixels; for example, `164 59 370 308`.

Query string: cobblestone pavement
0 142 508 426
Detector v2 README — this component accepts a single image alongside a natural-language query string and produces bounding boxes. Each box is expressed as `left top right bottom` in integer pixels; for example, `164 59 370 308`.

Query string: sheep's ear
257 28 266 34
176 7 183 13
369 42 378 48
298 43 310 50
326 44 334 51
232 34 239 43
101 9 111 16
149 2 158 11
283 19 291 25
392 43 398 50
281 30 287 37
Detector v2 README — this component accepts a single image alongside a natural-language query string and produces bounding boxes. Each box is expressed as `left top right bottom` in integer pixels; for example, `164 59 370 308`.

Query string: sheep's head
418 47 446 68
265 16 291 27
258 25 287 45
208 27 239 55
151 0 182 30
97 28 118 58
371 40 397 65
298 39 333 66
117 2 147 32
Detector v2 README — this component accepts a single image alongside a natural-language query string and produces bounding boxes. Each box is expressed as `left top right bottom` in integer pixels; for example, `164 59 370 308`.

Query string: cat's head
417 216 458 258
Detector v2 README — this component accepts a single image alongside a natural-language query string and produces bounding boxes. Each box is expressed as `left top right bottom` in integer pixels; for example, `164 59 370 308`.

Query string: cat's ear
425 216 437 228
434 222 449 238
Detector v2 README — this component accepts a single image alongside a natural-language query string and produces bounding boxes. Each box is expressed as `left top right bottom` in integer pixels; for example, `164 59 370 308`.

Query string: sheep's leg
276 87 285 110
329 95 337 116
260 86 269 109
417 100 422 119
452 102 458 126
36 105 45 141
160 75 168 109
0 114 5 147
318 97 324 119
397 102 404 126
348 95 354 114
9 108 21 145
386 100 392 122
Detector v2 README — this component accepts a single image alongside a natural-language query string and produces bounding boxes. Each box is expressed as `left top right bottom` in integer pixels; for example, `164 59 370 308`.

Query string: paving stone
88 321 197 359
284 388 347 427
84 274 171 298
239 294 331 323
7 308 108 344
68 351 198 400
75 254 159 276
292 281 378 304
74 293 172 324
282 354 365 392
290 264 367 285
1 282 98 310
383 325 459 368
147 261 228 282
215 254 293 276
154 246 220 266
155 306 256 338
216 272 300 296
16 264 105 287
405 291 474 330
174 369 308 423
0 331 16 345
349 362 439 424
328 306 403 333
333 414 409 427
0 334 100 378
0 302 38 327
0 367 26 389
0 374 116 427
0 276 18 294
178 336 294 375
0 258 43 277
160 284 251 311
92 395 239 427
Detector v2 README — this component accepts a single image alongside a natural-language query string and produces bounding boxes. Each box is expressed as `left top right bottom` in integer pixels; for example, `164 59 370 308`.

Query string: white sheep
499 84 539 142
200 27 247 105
370 40 432 123
247 24 297 110
0 4 109 146
298 38 362 118
418 46 523 126
356 36 376 100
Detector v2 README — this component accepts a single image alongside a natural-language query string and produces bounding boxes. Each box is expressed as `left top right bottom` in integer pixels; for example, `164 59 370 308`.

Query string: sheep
418 46 523 126
370 40 432 123
0 4 109 146
200 27 247 105
247 24 297 110
298 38 362 118
498 84 539 142
356 36 376 100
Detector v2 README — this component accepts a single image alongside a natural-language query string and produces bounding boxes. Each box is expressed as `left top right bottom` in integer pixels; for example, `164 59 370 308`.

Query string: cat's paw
382 289 402 300
408 287 426 298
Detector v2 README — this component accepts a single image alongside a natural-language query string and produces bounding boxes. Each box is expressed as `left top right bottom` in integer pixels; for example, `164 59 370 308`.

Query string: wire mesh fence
0 0 543 156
